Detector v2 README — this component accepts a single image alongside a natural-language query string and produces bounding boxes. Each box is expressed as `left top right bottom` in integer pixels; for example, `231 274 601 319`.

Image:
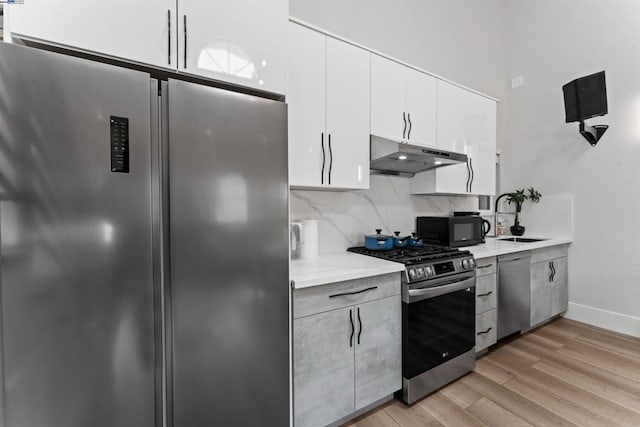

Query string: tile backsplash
290 175 478 253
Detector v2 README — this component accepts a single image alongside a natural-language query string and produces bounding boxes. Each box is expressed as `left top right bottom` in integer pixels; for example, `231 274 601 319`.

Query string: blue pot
365 229 394 251
392 231 409 248
408 233 424 247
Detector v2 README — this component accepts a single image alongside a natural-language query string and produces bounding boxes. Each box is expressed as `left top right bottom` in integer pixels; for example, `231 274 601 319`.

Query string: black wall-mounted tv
563 71 607 123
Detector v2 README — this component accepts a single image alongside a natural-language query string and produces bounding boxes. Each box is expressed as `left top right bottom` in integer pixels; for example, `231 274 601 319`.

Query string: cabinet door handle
551 261 556 281
328 134 333 186
167 10 172 65
183 15 188 69
478 263 493 269
329 286 378 299
407 113 412 139
357 307 362 345
477 291 493 297
402 112 407 139
477 327 493 336
549 261 553 282
321 132 325 185
469 157 474 193
349 309 354 348
466 159 471 192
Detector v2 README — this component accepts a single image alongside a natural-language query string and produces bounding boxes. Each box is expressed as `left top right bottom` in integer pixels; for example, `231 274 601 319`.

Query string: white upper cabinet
177 0 287 94
7 0 287 94
411 80 497 195
8 0 178 69
405 68 437 146
288 22 370 190
370 55 406 141
325 37 370 189
370 55 437 148
287 23 327 188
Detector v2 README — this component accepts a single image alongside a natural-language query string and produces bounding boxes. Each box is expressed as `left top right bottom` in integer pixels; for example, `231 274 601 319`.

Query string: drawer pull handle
477 327 493 336
329 286 378 299
477 291 493 297
478 263 493 269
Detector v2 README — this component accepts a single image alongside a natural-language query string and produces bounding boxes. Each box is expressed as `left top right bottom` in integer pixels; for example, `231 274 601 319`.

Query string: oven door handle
407 277 475 302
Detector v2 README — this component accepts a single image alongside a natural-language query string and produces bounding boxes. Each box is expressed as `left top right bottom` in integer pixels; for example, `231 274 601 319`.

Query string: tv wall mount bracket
579 121 608 146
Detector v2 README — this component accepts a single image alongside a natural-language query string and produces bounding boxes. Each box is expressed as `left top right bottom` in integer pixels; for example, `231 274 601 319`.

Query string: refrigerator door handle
167 10 172 65
183 15 188 69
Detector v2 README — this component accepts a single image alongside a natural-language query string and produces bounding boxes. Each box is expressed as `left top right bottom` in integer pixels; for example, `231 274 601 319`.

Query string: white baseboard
564 302 640 338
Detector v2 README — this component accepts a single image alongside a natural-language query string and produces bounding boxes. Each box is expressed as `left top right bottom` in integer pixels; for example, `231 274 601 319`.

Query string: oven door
402 275 475 379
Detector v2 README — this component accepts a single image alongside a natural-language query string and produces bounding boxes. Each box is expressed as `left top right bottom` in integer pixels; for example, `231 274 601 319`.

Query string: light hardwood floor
343 318 640 427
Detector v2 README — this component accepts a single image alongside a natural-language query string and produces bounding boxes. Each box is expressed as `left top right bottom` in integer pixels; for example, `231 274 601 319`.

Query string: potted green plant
506 188 542 236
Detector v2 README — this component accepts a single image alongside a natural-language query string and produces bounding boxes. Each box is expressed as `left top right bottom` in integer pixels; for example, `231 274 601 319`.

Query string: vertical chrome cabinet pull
183 15 188 69
402 112 407 139
167 10 171 65
357 307 362 345
349 309 354 348
407 113 412 140
321 133 325 185
328 134 333 186
469 157 474 193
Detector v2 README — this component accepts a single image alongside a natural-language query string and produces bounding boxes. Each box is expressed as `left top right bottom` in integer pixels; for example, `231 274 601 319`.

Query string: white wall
502 0 640 336
289 0 508 252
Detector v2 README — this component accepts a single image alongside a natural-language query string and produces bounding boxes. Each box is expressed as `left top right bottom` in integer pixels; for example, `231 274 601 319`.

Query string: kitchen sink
497 237 547 243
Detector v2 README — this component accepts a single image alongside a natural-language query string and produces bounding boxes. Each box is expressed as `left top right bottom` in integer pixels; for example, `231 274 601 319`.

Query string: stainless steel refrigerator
0 43 289 427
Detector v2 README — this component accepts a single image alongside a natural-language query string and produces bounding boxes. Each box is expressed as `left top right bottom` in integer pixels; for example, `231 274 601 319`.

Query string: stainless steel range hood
370 135 468 177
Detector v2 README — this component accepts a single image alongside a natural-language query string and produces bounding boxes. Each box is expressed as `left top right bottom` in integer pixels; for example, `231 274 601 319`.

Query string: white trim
564 302 640 339
289 16 500 103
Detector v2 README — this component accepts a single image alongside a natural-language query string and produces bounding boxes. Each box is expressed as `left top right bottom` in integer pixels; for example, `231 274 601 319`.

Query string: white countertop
291 252 405 289
462 236 573 259
291 236 572 289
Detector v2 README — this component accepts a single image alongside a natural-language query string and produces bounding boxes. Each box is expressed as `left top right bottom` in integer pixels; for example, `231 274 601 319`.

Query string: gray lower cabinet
530 261 552 326
530 246 569 328
293 274 402 427
293 308 355 427
354 296 402 411
550 257 568 316
474 257 497 352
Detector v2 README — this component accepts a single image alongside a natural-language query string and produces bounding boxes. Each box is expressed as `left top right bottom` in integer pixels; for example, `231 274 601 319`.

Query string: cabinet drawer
475 274 497 314
475 257 497 276
476 309 497 352
293 273 401 318
530 244 569 264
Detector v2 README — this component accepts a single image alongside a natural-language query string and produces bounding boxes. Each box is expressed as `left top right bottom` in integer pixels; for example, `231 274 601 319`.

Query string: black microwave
416 216 488 248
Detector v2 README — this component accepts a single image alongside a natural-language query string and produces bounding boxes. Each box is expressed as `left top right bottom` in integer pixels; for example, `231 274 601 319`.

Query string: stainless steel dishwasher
497 251 531 340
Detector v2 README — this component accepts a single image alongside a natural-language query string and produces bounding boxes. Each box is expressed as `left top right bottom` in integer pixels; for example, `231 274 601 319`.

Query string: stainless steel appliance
0 43 289 427
369 135 468 177
348 245 476 404
417 215 488 248
497 252 531 340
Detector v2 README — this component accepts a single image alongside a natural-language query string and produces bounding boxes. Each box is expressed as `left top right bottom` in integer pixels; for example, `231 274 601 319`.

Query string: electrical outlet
511 75 524 89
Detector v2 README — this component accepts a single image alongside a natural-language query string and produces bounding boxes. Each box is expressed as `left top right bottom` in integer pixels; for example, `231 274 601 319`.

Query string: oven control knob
469 258 476 268
426 266 434 277
408 268 417 280
462 259 469 269
416 267 425 278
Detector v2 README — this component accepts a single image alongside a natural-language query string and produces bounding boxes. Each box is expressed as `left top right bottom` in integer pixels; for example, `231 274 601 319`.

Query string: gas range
349 243 477 404
347 245 476 285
